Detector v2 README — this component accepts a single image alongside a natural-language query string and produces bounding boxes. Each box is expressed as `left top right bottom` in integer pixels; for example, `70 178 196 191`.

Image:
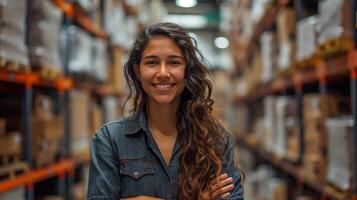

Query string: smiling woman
87 22 244 200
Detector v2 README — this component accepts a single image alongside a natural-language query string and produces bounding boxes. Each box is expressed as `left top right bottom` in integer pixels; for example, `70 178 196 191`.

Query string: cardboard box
73 182 86 200
70 90 90 157
110 46 127 93
0 118 6 136
32 117 64 140
32 138 59 167
277 8 296 43
303 94 339 120
0 132 22 157
303 154 326 183
90 101 103 135
33 94 55 120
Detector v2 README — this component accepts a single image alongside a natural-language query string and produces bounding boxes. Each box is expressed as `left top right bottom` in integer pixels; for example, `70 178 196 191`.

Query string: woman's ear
134 64 141 81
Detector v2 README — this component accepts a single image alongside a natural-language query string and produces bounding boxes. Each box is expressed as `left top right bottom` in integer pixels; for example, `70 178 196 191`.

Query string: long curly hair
123 22 227 199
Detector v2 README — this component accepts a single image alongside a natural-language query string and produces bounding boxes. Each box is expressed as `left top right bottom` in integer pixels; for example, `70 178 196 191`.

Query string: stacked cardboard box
326 116 354 191
73 182 86 200
0 131 22 159
89 100 102 135
303 94 339 183
28 0 62 73
70 90 90 157
317 0 353 44
31 94 64 167
109 46 127 93
296 16 318 61
0 0 29 67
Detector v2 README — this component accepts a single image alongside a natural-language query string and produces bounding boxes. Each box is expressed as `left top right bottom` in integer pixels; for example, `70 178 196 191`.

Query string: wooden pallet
317 37 353 58
324 184 352 200
277 67 294 78
32 66 63 80
294 56 319 71
0 156 29 180
0 57 30 72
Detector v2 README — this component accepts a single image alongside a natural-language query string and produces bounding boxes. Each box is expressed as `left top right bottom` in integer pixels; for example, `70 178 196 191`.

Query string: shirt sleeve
217 134 244 200
87 128 120 200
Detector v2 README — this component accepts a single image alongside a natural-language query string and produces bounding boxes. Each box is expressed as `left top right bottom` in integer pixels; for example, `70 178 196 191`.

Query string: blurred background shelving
0 0 356 200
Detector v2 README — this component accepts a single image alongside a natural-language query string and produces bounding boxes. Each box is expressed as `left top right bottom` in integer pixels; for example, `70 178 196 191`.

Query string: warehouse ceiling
161 0 223 30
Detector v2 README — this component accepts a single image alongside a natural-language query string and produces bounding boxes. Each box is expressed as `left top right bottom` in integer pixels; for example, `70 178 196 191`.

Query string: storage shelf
234 53 352 103
0 160 73 193
0 154 90 193
51 0 108 39
236 134 352 200
0 69 73 91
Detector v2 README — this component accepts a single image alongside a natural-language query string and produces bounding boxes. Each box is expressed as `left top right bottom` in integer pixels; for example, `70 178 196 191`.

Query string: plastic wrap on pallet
92 38 108 82
260 32 275 83
0 186 25 200
28 0 62 71
296 16 318 61
275 97 289 158
326 116 354 191
317 0 352 44
104 1 138 49
103 95 119 123
67 26 93 74
277 41 293 71
0 0 29 66
263 96 276 153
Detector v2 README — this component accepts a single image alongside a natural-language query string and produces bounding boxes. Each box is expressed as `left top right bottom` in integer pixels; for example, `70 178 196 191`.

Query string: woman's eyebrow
168 55 185 59
142 55 158 59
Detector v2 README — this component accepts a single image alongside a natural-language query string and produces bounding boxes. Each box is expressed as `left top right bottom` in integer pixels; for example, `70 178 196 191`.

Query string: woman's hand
200 173 235 200
122 196 163 200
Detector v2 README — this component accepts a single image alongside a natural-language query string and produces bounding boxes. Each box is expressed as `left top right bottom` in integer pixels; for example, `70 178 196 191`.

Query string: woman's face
137 36 186 106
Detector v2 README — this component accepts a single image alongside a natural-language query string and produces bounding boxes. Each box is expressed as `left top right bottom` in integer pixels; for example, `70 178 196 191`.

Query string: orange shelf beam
51 0 74 17
51 0 108 39
0 160 74 193
0 69 73 91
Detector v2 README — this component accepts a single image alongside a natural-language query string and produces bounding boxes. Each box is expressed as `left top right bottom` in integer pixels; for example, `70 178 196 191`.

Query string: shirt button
134 171 139 176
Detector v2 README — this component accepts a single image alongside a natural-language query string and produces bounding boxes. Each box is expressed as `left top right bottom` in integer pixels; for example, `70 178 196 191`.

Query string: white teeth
154 84 174 89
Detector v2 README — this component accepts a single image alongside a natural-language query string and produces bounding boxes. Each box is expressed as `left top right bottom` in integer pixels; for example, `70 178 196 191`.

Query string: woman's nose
157 63 170 78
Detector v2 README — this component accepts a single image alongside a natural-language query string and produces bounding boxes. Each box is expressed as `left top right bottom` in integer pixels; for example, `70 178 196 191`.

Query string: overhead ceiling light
214 37 229 49
164 14 207 29
176 0 197 8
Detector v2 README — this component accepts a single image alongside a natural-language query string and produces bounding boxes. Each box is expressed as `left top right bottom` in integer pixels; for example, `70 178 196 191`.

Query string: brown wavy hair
123 23 228 199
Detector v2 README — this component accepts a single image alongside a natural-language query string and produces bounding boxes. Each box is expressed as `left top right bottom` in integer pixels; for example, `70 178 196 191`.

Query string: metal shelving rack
233 0 357 199
0 0 108 199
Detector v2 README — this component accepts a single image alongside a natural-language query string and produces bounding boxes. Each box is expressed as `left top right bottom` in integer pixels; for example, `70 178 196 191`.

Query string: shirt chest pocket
119 160 156 198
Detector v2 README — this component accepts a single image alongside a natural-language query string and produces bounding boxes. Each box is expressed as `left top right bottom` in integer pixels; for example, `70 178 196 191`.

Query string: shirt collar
124 110 149 135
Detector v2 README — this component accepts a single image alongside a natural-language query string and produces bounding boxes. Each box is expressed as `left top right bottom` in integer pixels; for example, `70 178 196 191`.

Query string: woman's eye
145 61 158 65
170 60 182 65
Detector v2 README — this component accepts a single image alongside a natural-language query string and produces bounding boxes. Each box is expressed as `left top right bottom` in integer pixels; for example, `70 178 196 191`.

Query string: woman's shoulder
93 113 143 140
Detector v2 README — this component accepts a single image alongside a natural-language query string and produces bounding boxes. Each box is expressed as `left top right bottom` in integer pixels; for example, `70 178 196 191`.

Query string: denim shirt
87 111 244 200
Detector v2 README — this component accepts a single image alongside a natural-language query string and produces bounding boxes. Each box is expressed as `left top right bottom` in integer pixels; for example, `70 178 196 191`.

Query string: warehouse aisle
0 0 356 200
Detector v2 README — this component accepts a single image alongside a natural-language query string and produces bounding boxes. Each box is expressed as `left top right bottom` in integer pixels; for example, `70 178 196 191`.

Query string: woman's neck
146 100 179 136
